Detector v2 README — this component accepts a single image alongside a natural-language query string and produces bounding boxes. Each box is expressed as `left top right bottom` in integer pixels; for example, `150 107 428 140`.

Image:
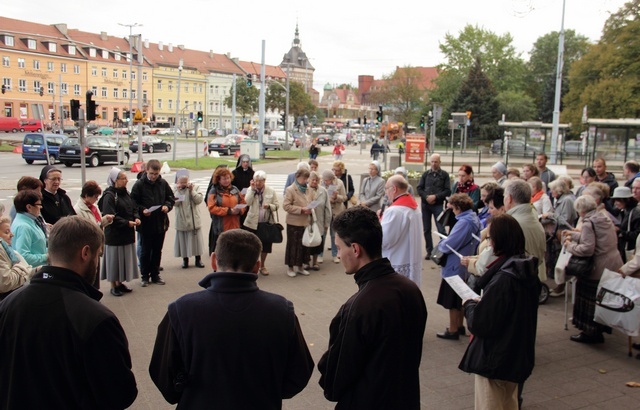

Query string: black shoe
436 328 459 340
570 332 604 344
110 288 123 297
117 284 133 293
195 258 205 268
458 326 466 336
633 343 640 351
152 276 166 285
182 258 189 269
425 252 432 260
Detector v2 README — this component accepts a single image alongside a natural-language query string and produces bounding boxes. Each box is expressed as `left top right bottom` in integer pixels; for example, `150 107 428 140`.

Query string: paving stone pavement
12 146 640 408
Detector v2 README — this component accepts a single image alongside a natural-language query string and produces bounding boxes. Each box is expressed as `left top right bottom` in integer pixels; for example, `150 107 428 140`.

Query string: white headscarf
107 167 122 187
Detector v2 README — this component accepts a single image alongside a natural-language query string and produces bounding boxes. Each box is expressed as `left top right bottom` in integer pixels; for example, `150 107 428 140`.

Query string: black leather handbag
256 211 284 244
565 220 595 279
430 248 448 266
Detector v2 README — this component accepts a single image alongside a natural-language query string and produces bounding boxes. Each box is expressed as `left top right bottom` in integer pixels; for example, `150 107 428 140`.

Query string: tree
368 66 430 129
497 91 536 123
265 80 315 121
526 30 589 122
450 57 499 139
563 0 640 128
225 80 259 123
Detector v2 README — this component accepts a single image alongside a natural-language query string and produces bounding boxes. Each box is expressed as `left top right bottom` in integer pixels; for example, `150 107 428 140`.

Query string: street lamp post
118 22 143 161
173 59 183 161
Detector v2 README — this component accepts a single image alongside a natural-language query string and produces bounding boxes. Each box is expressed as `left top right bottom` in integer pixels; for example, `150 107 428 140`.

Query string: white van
268 130 289 143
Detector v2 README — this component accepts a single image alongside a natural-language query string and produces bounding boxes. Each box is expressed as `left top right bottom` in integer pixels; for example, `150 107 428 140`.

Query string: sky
3 0 628 92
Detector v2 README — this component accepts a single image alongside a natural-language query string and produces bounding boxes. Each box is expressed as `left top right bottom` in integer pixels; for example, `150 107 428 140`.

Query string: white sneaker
297 268 310 276
333 257 340 263
317 256 323 264
287 268 297 277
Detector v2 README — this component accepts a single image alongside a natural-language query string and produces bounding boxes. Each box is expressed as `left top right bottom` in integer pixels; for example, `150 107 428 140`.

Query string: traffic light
70 99 80 121
39 87 44 97
376 105 383 122
1 84 5 94
50 112 55 121
363 115 367 125
419 115 425 129
427 115 434 127
246 73 252 87
86 91 97 121
197 111 203 123
279 112 286 126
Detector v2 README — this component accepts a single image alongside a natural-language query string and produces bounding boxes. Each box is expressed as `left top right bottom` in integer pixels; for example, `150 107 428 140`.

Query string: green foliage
497 91 536 122
225 80 259 120
451 57 499 139
563 0 640 128
288 81 316 119
369 66 430 127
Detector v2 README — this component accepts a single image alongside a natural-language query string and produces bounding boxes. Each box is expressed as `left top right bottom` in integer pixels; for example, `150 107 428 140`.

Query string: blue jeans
330 224 338 257
422 202 445 253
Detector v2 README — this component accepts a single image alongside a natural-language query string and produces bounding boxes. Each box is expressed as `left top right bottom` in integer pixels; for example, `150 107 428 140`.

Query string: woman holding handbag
307 171 332 269
283 168 313 277
243 170 280 276
563 195 622 344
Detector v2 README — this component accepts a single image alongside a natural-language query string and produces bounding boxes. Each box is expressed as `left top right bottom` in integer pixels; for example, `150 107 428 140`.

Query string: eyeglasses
47 177 62 182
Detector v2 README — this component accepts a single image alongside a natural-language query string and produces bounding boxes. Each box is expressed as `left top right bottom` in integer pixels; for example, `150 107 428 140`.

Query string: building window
3 79 11 93
113 69 118 78
91 67 97 76
91 86 97 96
115 53 121 61
61 83 68 95
142 71 148 81
122 70 127 80
18 79 26 92
168 81 173 91
33 81 41 93
18 58 25 68
209 85 214 94
157 99 162 109
199 84 203 93
60 63 67 73
101 107 107 120
48 61 54 72
131 71 136 80
74 65 80 74
113 88 119 98
102 50 109 59
168 100 173 110
101 67 107 77
214 85 219 95
142 90 148 103
157 80 162 90
48 43 56 52
122 88 128 99
89 48 96 57
193 84 197 93
5 36 14 47
68 45 76 55
74 84 80 96
1 57 8 67
27 39 36 50
131 90 136 99
48 82 54 94
101 87 107 98
184 83 188 93
33 60 40 70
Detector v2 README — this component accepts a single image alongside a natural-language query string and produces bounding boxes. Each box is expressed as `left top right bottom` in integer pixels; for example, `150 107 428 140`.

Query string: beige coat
283 184 313 227
324 179 346 218
507 203 547 281
243 185 279 230
308 185 332 236
173 184 204 232
74 198 112 228
0 241 32 294
567 210 623 281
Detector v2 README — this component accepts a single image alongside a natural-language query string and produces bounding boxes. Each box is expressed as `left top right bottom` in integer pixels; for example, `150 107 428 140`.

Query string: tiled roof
0 16 84 59
65 28 150 66
140 41 242 75
237 61 286 79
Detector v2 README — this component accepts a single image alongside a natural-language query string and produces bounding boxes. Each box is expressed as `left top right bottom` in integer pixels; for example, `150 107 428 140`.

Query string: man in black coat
131 159 175 286
0 216 138 409
417 153 450 258
318 207 428 409
149 229 314 409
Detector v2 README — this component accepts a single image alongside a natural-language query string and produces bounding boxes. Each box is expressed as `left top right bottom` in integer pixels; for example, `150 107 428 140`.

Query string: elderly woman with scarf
207 166 246 255
174 170 205 269
0 216 33 301
283 168 313 277
39 165 76 225
100 168 141 297
243 170 279 276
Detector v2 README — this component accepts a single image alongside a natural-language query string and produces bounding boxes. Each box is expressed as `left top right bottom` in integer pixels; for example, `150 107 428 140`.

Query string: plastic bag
594 268 640 336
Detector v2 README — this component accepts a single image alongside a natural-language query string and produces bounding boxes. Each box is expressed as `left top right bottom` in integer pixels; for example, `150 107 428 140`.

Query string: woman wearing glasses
38 165 76 225
11 190 48 268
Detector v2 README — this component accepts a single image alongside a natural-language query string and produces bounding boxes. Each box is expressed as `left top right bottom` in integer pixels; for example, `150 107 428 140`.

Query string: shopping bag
594 268 640 336
302 210 322 247
554 246 571 285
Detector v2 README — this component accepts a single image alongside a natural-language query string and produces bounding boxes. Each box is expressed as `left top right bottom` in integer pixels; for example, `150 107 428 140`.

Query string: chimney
158 41 163 51
210 50 214 59
226 52 231 58
168 43 173 52
100 32 108 41
144 38 149 49
53 23 67 35
178 44 184 50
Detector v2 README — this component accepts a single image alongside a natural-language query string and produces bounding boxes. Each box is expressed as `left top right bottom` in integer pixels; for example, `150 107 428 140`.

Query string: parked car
0 117 21 133
208 136 241 156
316 134 332 146
129 136 172 153
157 127 182 136
59 136 129 168
93 126 115 136
21 133 65 165
563 140 584 156
491 139 539 157
263 136 282 151
86 124 99 133
58 125 79 136
19 119 43 132
333 133 348 144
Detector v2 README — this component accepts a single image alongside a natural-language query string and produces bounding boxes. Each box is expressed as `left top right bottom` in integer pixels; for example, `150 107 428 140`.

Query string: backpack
98 191 118 215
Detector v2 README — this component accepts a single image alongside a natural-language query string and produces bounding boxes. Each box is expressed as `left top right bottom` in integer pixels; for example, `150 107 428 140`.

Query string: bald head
385 175 408 201
429 154 441 171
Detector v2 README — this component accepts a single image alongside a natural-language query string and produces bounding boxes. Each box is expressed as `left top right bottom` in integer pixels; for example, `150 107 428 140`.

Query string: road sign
133 109 143 123
466 111 472 119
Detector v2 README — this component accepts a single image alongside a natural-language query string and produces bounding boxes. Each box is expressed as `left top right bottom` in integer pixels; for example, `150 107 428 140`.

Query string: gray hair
557 175 574 190
309 171 320 181
296 162 310 171
549 179 570 196
322 170 335 181
583 185 604 203
253 170 267 181
528 176 543 192
504 179 531 205
574 195 597 214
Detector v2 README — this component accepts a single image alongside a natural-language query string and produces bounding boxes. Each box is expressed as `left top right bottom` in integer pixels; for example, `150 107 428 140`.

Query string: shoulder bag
302 210 322 247
256 209 284 244
565 219 595 279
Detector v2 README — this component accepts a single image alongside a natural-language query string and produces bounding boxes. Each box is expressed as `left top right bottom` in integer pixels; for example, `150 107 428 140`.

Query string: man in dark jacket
417 153 451 258
39 164 76 224
131 159 175 286
318 207 427 409
0 216 138 409
149 229 314 409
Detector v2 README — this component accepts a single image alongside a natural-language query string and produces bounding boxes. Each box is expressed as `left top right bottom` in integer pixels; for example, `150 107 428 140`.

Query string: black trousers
139 230 166 281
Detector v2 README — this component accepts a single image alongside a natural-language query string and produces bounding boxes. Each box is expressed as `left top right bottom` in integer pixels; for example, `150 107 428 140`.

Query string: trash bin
241 139 260 162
